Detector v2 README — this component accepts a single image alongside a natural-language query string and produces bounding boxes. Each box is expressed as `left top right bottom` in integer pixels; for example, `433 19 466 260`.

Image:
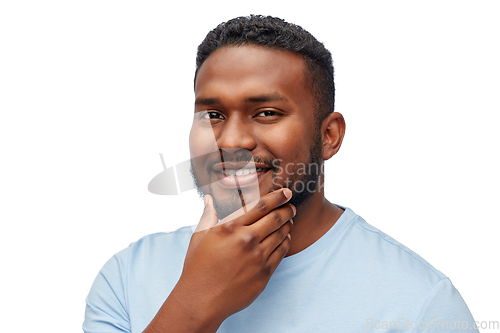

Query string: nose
215 116 256 152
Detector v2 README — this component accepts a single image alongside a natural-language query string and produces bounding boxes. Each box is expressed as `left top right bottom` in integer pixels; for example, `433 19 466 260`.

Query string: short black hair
195 15 335 125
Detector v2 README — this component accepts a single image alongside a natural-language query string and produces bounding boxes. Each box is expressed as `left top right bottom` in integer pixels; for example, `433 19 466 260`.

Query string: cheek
260 121 315 187
260 121 311 162
189 125 220 186
189 123 219 158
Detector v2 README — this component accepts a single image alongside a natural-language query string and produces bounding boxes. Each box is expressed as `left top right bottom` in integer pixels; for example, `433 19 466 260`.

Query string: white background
1 0 499 331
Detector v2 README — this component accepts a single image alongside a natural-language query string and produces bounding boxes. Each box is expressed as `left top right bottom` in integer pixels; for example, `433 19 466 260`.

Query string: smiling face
190 45 323 219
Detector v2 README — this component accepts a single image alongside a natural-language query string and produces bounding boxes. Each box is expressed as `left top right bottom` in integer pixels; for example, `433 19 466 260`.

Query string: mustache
206 150 280 173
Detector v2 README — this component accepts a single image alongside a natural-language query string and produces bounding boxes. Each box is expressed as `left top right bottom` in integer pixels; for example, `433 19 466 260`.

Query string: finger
247 203 296 242
194 195 219 235
260 220 293 258
220 188 293 226
266 232 292 272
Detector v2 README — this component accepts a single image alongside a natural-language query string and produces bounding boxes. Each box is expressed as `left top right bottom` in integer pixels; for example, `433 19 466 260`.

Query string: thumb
194 194 218 234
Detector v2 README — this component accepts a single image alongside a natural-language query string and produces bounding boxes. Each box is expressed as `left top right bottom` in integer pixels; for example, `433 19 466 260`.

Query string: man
84 15 477 332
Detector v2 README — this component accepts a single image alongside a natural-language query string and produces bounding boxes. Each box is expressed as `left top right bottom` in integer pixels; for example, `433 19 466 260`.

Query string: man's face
190 45 322 219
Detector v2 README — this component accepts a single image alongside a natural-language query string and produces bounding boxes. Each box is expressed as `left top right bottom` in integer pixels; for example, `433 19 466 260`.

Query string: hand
173 188 295 330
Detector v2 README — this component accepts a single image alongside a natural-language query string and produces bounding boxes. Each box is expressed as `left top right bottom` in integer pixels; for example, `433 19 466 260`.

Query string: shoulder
91 225 195 287
127 225 195 252
111 225 195 270
331 209 477 321
84 226 195 332
85 225 195 313
339 208 447 291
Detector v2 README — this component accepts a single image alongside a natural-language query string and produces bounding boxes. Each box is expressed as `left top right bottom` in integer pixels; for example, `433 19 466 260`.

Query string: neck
285 189 344 257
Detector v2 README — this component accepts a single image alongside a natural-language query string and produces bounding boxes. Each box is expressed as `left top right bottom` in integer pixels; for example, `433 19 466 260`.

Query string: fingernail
291 205 296 216
290 218 294 225
204 196 208 207
287 233 292 240
283 188 292 199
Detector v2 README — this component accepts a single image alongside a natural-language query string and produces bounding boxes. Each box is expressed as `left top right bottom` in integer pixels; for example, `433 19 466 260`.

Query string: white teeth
223 168 257 176
236 169 252 176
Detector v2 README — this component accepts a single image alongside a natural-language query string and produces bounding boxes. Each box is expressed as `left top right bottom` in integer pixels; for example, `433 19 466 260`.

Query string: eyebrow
194 97 220 106
244 93 288 103
194 93 288 106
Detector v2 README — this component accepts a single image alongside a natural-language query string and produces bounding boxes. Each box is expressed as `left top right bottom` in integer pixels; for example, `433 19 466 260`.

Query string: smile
221 168 270 176
211 162 271 188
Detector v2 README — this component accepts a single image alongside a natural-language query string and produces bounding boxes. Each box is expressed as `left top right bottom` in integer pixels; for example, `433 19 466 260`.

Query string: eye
256 110 280 117
198 110 224 121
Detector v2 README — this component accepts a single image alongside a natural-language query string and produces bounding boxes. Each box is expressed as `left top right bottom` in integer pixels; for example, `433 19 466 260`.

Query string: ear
322 112 346 161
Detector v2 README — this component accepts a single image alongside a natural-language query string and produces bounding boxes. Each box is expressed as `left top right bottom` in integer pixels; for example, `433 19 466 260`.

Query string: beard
190 129 323 220
284 128 323 210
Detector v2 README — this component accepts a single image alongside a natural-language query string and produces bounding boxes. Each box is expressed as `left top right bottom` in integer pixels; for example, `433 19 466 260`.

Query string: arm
143 189 295 333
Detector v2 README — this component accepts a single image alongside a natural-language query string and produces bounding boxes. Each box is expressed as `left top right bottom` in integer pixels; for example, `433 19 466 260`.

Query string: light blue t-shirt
83 207 478 332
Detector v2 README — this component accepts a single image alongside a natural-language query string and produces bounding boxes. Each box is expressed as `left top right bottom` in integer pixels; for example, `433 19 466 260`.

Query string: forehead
194 45 311 103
